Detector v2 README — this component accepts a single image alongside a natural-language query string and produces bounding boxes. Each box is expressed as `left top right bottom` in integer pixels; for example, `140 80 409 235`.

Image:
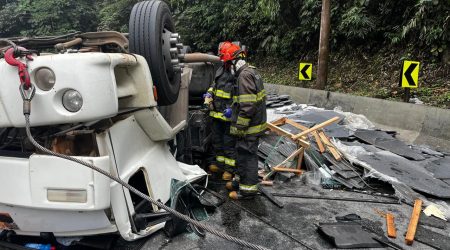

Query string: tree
316 0 331 89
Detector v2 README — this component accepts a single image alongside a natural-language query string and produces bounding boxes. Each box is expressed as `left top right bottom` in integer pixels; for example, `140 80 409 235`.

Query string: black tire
129 0 180 106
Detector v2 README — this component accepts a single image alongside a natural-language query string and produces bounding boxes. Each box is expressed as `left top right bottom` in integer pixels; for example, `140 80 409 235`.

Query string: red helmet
218 41 243 62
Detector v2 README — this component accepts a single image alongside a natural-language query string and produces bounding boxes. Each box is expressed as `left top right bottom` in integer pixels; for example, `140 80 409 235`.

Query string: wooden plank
318 131 342 161
296 138 310 148
273 167 303 174
267 120 310 148
313 131 326 153
270 117 287 126
386 213 397 239
292 116 340 140
405 199 423 245
267 122 294 138
328 146 342 161
285 118 309 131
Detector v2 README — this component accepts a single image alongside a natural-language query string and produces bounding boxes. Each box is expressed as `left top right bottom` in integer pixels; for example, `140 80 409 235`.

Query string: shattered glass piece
354 129 425 161
261 134 283 146
359 151 450 198
277 140 297 158
259 141 276 157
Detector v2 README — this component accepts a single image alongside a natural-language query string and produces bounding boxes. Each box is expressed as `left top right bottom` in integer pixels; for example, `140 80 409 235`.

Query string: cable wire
24 115 269 250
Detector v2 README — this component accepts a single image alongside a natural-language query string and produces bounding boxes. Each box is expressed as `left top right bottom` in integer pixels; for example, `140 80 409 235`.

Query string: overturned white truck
0 0 215 242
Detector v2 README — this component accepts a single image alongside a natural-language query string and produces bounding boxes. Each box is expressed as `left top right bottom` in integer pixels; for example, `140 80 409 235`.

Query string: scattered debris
415 225 450 249
354 129 425 161
318 222 383 248
358 151 450 198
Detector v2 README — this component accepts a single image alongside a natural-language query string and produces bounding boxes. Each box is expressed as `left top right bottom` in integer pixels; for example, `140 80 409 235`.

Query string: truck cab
0 0 214 242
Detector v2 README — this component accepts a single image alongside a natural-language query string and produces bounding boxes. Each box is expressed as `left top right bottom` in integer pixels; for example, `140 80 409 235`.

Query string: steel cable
24 114 269 250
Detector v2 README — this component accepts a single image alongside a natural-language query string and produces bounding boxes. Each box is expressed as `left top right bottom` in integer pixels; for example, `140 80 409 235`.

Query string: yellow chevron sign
298 63 312 80
401 60 420 88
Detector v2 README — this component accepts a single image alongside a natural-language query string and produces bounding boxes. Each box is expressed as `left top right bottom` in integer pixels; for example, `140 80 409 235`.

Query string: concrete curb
265 84 450 151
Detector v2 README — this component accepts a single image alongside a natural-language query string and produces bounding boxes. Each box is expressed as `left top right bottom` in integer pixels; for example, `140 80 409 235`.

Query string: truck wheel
129 0 182 106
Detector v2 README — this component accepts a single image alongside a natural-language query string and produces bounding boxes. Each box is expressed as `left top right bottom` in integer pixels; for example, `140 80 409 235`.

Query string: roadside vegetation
0 0 448 107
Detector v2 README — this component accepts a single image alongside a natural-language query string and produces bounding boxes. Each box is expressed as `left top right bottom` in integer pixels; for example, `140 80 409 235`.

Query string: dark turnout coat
207 66 235 122
230 64 267 137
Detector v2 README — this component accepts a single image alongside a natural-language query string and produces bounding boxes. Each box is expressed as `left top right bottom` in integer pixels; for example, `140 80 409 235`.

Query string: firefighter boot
222 171 233 181
225 180 239 191
208 164 220 173
229 191 257 200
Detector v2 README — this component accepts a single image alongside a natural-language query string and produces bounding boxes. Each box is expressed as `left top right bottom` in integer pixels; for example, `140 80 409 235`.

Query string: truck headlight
62 89 83 112
35 67 56 91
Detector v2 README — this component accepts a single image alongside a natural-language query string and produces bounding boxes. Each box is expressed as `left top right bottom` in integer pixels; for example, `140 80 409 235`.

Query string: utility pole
316 0 331 90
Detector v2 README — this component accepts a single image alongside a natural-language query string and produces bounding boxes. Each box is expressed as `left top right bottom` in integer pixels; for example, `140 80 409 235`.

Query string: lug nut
178 53 185 60
179 63 185 68
170 33 179 38
176 43 183 49
170 37 178 44
170 48 178 54
173 66 181 72
171 59 180 65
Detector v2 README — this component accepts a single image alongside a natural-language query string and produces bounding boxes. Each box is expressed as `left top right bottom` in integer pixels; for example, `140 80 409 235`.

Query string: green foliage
99 0 140 32
0 1 25 37
338 6 375 40
21 0 98 36
0 0 448 60
168 0 449 59
0 0 98 37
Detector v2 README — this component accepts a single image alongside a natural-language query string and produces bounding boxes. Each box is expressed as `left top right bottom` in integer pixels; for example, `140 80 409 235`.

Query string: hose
183 53 221 63
23 113 269 250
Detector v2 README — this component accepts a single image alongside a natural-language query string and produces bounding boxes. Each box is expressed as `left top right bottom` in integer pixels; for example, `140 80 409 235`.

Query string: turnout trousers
236 136 259 193
211 119 236 173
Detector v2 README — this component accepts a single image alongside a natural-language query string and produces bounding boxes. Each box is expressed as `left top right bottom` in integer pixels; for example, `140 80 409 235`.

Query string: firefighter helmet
218 41 244 62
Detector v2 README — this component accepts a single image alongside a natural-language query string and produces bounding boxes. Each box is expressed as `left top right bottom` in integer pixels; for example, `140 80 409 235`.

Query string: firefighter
204 43 238 180
218 42 267 200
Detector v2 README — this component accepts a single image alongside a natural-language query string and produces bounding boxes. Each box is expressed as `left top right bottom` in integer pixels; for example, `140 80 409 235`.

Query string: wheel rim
161 26 184 82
